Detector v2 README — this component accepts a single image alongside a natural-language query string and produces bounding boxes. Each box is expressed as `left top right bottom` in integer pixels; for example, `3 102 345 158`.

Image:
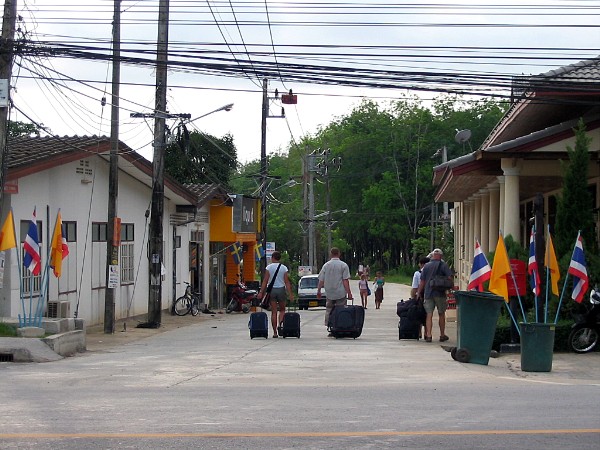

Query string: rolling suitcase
397 299 426 340
249 311 269 339
329 303 365 339
279 305 301 339
398 316 421 340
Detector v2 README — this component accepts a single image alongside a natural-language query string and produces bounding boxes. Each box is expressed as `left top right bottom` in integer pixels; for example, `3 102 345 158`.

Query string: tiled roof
6 135 111 168
537 56 600 82
184 183 231 207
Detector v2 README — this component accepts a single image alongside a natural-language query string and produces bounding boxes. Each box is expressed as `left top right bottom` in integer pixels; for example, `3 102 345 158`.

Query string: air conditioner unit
47 300 71 319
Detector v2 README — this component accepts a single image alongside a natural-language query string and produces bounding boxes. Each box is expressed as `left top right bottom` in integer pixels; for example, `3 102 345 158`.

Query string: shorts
269 287 287 303
424 295 447 314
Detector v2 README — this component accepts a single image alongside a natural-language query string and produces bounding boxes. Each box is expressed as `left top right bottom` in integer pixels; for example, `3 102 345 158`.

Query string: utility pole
0 0 17 213
147 0 170 327
259 79 268 275
258 79 285 276
104 0 121 334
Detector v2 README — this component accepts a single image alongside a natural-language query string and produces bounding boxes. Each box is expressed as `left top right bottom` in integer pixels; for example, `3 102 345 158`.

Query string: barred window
121 242 134 284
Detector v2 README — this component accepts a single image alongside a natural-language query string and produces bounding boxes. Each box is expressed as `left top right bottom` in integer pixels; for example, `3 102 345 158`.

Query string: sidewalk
85 309 225 352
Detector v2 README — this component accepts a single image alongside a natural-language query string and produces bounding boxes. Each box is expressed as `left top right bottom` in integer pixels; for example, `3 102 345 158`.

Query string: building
0 135 244 326
433 57 600 288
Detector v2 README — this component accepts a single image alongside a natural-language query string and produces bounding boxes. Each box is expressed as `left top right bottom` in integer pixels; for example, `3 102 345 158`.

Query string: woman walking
373 271 385 309
358 274 369 309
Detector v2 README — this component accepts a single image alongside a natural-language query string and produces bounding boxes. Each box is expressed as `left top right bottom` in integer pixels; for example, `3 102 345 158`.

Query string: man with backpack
416 248 453 343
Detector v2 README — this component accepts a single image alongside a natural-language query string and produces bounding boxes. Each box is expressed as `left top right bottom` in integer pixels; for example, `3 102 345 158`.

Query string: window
92 223 107 242
121 242 134 284
121 223 134 242
64 221 77 242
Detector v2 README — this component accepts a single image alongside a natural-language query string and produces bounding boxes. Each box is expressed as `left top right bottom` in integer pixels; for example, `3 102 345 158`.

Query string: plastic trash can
451 291 504 365
520 323 555 372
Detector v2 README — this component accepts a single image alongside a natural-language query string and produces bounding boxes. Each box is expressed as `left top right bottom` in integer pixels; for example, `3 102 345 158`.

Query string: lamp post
131 103 232 327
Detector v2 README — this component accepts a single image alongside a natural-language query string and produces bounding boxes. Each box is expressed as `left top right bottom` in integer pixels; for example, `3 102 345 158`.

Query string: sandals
424 336 433 342
439 335 449 342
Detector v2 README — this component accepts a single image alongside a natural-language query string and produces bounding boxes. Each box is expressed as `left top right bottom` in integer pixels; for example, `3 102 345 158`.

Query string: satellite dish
455 129 472 144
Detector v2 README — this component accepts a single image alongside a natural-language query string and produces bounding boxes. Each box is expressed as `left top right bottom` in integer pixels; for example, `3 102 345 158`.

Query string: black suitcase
329 304 365 339
249 311 269 339
279 312 301 338
398 316 421 340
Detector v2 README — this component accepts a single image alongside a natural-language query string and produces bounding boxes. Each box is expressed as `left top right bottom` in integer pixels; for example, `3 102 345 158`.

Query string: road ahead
1 282 599 449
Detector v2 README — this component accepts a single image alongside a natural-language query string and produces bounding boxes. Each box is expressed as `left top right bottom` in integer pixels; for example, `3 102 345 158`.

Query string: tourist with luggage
317 247 353 334
416 248 453 342
257 251 294 338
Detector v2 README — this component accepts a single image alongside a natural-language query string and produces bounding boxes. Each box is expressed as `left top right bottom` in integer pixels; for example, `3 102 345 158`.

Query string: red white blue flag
468 240 491 291
568 233 589 303
527 227 540 297
23 208 41 275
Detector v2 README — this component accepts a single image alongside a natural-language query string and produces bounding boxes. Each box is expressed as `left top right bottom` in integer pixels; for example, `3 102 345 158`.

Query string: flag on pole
230 241 242 265
254 241 264 262
545 231 560 296
50 211 70 277
467 240 491 292
23 208 41 275
488 234 511 302
0 210 17 251
527 228 540 296
568 233 589 303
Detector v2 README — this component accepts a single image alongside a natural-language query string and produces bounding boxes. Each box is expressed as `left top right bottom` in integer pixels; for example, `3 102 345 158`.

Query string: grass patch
0 322 18 337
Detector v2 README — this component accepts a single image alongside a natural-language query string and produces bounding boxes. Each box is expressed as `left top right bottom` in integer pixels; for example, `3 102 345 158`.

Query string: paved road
1 282 599 449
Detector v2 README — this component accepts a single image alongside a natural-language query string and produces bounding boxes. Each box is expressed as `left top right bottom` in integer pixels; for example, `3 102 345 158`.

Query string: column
497 176 505 238
480 189 490 253
501 159 521 244
488 182 500 253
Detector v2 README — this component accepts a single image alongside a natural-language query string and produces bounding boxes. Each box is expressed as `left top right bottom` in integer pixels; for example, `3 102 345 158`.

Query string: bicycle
173 282 201 316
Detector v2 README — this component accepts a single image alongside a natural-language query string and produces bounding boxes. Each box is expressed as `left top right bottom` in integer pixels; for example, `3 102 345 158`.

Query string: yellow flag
50 211 69 277
488 234 511 302
0 210 17 251
545 232 560 296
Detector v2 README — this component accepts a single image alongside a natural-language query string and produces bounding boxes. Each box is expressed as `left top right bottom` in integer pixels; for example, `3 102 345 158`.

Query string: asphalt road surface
1 282 599 449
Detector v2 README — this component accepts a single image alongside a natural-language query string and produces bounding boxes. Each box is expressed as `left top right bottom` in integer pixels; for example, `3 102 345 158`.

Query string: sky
9 1 600 164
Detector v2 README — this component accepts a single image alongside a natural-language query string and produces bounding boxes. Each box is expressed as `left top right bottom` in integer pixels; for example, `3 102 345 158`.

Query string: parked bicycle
173 282 201 316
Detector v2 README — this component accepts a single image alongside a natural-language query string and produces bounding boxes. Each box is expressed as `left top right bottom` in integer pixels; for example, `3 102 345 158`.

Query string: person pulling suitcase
257 251 294 338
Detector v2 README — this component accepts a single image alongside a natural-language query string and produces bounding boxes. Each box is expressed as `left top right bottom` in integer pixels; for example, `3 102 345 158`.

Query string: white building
0 135 228 326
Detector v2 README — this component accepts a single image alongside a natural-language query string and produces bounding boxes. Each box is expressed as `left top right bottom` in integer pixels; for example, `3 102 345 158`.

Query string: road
1 282 599 449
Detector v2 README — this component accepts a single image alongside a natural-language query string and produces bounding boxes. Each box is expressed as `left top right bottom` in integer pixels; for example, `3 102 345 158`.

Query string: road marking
1 429 599 439
498 376 600 387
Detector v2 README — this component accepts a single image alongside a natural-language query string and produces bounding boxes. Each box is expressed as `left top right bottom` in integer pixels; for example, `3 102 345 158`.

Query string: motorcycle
568 287 600 353
225 280 257 314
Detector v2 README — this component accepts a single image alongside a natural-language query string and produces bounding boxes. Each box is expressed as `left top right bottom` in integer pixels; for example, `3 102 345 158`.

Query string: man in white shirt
317 247 353 333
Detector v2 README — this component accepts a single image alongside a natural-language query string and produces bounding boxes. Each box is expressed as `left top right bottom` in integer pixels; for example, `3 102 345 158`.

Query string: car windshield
300 277 319 289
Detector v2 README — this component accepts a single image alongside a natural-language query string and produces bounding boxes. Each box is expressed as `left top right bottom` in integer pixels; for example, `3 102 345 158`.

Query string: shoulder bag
261 263 282 309
429 261 454 290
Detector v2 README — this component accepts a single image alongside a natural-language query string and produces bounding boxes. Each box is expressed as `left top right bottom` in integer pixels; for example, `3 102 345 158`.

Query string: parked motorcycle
225 280 257 314
568 287 600 353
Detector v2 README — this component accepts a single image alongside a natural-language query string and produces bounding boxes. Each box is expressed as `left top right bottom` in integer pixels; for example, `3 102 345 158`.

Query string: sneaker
439 335 449 342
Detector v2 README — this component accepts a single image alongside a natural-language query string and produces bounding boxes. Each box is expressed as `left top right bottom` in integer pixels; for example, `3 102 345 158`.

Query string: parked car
297 274 326 310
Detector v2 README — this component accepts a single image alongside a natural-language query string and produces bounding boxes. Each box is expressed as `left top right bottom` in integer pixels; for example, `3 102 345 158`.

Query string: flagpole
553 230 580 324
11 208 27 328
544 225 550 323
506 265 527 324
533 268 539 323
503 302 521 337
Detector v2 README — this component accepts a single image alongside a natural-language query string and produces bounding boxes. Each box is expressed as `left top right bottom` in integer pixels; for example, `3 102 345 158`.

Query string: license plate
309 301 318 307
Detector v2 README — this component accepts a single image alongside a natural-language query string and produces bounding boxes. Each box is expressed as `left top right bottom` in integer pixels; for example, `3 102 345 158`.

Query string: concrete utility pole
104 0 121 335
147 0 170 327
0 0 17 213
259 79 268 275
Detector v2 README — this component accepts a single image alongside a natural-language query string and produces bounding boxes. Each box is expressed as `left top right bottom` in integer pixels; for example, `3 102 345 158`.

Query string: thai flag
468 240 491 291
568 234 589 303
23 208 41 275
527 228 540 296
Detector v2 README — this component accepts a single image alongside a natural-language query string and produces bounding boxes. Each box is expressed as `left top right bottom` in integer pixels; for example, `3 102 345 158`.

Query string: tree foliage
8 120 39 137
164 130 237 188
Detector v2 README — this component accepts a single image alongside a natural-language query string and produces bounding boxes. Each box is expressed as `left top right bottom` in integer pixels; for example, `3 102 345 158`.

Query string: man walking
317 247 353 334
417 248 453 342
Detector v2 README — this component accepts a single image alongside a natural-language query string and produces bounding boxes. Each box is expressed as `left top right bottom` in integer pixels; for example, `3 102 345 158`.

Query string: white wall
1 155 196 326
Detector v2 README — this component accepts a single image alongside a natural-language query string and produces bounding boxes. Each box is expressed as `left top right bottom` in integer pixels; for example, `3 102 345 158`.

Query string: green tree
164 130 237 188
8 120 39 137
554 120 597 257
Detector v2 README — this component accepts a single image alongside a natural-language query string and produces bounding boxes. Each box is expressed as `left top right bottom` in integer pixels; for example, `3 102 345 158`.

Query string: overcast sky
9 0 600 164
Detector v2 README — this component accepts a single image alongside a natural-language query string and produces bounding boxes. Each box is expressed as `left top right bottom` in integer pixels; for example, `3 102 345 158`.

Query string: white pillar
501 159 521 244
474 194 482 253
480 189 490 254
497 176 505 238
488 182 500 253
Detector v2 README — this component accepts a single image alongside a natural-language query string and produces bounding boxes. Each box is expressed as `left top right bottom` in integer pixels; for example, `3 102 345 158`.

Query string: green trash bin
520 323 555 372
452 291 504 365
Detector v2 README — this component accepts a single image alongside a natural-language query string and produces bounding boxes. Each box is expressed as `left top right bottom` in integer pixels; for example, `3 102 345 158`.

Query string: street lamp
132 102 233 328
